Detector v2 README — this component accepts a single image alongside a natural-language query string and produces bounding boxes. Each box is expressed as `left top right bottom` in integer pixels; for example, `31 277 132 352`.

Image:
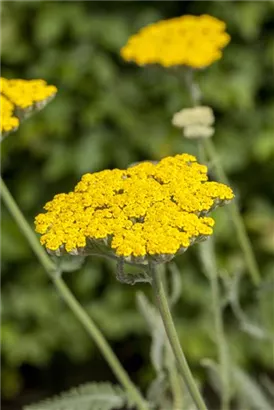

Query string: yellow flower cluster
121 14 230 69
35 154 234 264
0 77 57 135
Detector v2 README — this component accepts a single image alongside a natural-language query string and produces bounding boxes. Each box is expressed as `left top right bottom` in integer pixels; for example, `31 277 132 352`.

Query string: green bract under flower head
35 154 234 265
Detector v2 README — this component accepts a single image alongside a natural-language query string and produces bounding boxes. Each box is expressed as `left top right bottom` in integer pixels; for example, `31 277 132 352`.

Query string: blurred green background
1 1 274 409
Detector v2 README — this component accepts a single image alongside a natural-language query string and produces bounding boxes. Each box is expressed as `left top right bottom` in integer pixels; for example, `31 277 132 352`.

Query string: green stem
199 239 230 410
166 345 184 410
0 178 56 274
0 177 149 410
183 68 260 286
209 272 230 410
203 138 260 286
52 276 149 410
150 262 208 410
162 266 184 410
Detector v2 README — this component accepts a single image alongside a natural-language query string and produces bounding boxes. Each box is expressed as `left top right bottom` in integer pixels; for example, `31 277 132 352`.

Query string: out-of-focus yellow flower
0 77 57 137
121 14 230 69
35 154 234 264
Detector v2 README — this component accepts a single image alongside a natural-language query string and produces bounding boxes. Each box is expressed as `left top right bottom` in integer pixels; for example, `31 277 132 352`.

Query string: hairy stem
150 262 208 410
166 345 184 410
183 68 260 285
197 140 230 410
0 177 149 410
162 266 184 410
203 138 260 285
0 179 56 274
52 275 149 410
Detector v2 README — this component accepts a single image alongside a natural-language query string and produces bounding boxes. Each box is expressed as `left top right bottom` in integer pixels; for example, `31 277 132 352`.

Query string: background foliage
1 1 274 408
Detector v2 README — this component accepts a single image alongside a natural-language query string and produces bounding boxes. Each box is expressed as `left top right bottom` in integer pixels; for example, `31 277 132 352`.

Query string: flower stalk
203 138 260 285
199 238 231 410
149 262 208 410
162 266 184 410
0 177 149 410
166 345 184 410
184 69 260 286
197 140 231 410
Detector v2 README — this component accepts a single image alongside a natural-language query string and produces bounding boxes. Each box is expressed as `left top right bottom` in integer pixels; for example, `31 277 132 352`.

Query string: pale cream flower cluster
172 106 215 139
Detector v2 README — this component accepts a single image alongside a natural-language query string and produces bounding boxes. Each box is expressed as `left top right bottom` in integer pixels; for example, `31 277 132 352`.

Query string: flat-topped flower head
0 77 57 137
35 154 234 265
121 14 230 69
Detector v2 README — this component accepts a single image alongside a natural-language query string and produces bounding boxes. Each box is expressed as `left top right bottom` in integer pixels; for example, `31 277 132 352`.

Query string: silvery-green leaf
52 255 86 273
201 358 222 396
23 382 128 410
226 272 273 341
232 367 273 410
136 291 159 332
260 375 274 400
168 263 182 307
136 292 165 373
147 372 171 409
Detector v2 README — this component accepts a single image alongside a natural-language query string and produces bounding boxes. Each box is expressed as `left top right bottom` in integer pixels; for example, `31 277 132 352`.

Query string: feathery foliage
23 382 128 410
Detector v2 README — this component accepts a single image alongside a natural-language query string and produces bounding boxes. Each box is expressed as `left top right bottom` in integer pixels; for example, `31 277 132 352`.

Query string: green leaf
23 382 128 410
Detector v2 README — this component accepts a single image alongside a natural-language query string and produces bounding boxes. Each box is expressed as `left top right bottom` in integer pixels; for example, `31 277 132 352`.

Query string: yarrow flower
0 95 19 135
0 77 57 137
172 106 215 139
120 14 230 69
35 154 234 265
